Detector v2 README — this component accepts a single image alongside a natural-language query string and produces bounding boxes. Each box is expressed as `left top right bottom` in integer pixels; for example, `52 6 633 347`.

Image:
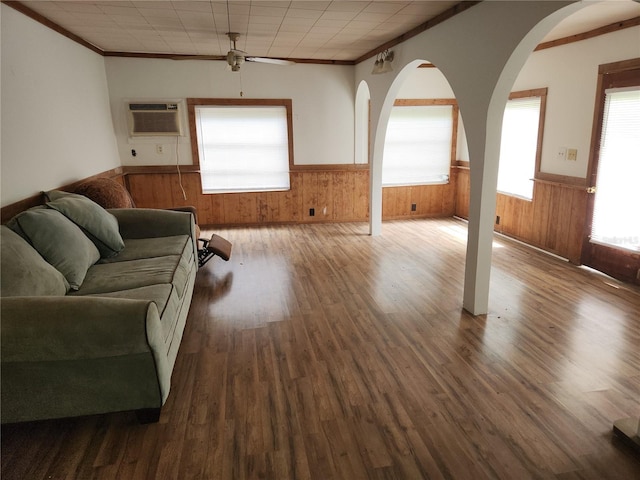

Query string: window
382 100 456 186
590 87 640 251
497 89 547 200
189 99 293 194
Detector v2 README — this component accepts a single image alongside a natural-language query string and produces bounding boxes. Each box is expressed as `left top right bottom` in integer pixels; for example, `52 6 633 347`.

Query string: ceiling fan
170 32 294 71
225 32 294 72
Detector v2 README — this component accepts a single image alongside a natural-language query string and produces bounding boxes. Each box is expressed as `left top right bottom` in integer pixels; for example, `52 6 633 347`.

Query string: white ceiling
13 1 640 62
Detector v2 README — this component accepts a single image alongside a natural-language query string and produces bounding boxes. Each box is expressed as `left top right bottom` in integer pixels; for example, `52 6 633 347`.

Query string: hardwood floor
2 218 639 479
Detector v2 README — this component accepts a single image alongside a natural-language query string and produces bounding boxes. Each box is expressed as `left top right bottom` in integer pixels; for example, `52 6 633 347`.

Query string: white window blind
591 87 640 252
497 96 541 200
382 105 453 186
195 105 290 193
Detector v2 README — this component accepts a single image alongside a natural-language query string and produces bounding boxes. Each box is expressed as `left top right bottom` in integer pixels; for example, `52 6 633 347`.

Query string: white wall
396 67 455 98
0 4 120 207
104 57 355 167
512 25 640 179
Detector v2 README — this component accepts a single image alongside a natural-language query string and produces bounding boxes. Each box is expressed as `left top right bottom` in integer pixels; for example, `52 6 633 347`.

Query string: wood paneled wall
382 178 457 219
125 169 371 226
125 168 459 227
454 167 588 263
3 165 587 265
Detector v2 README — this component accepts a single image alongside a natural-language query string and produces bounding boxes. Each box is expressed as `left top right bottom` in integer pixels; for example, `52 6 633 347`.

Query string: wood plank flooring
2 218 640 479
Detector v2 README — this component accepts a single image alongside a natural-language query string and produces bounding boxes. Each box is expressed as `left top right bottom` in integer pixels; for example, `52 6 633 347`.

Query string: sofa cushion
9 208 99 290
0 226 69 296
98 235 191 264
45 190 125 258
72 255 186 297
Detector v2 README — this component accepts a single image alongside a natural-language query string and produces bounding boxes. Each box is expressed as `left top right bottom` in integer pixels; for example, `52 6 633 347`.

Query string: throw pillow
45 190 125 258
12 208 100 290
73 177 135 209
0 226 69 296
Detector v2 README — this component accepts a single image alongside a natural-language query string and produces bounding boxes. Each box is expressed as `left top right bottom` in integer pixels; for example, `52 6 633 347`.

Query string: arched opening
380 64 466 221
362 2 600 313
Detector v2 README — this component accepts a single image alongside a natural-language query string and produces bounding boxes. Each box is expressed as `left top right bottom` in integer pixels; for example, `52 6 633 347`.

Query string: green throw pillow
12 208 100 290
45 190 125 258
0 226 69 296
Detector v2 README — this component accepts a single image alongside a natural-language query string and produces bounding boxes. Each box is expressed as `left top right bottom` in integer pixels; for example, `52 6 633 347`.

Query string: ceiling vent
127 103 182 136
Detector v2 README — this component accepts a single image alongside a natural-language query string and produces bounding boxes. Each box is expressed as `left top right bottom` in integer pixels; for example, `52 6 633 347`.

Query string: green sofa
1 192 198 424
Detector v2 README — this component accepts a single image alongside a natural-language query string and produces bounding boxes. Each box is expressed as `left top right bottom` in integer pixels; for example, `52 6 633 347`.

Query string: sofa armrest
108 208 196 240
1 296 165 363
1 296 173 422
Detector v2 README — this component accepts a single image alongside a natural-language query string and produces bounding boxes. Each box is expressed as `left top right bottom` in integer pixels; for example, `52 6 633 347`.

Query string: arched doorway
361 1 588 314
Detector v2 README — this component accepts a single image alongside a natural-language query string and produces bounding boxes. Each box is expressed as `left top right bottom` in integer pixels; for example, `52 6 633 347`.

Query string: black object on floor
198 234 232 267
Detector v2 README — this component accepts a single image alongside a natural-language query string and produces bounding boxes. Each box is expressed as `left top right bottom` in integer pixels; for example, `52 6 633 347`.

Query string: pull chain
239 70 244 97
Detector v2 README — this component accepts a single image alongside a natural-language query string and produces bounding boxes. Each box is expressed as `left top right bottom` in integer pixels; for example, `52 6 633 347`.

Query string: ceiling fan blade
246 56 295 66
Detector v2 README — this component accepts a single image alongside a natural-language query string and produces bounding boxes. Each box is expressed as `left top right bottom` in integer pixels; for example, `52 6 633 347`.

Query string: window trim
497 88 547 200
383 98 459 187
187 98 295 176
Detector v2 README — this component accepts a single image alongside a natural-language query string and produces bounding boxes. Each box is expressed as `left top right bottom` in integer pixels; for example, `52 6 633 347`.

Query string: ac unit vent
128 103 182 136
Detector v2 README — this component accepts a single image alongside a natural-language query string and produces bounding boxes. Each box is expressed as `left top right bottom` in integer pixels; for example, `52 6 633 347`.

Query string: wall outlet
156 144 164 154
411 203 417 212
567 148 577 161
309 208 315 217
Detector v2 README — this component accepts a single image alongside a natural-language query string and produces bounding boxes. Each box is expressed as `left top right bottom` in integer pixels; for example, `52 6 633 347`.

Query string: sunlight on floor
437 223 504 248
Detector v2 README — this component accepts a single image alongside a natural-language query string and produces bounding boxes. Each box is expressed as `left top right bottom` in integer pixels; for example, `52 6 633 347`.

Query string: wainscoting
1 165 590 265
455 167 589 264
88 167 589 264
124 167 459 226
125 169 371 226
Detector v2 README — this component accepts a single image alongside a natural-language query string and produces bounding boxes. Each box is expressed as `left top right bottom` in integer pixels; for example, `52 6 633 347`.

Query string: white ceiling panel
11 0 639 62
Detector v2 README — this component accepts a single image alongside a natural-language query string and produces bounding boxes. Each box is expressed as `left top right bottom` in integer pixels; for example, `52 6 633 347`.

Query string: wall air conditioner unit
127 103 182 136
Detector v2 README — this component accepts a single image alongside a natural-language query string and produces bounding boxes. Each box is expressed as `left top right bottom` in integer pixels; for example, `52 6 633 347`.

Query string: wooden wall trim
121 164 368 175
5 0 635 68
291 164 369 172
355 1 481 63
509 88 547 100
598 57 640 75
535 16 640 52
534 173 587 188
123 165 200 175
394 99 457 106
0 167 124 223
103 51 354 65
2 1 104 56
